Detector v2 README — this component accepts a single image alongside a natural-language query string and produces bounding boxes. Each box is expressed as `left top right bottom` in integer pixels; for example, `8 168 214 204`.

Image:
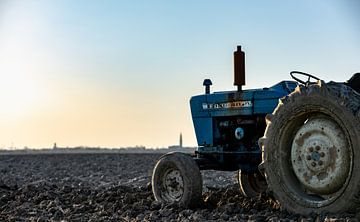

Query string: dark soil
0 153 357 221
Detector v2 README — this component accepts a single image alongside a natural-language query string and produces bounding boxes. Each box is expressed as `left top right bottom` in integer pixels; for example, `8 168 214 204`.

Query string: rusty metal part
291 117 350 195
234 45 245 91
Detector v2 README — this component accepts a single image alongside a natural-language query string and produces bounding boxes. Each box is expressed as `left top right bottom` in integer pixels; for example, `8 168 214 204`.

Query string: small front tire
152 152 202 208
238 170 267 198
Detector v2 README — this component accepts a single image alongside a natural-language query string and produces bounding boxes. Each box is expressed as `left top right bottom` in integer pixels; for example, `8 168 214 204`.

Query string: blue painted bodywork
190 81 297 146
190 80 298 171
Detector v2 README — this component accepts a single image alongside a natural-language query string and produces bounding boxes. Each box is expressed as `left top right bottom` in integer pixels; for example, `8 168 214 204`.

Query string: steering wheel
290 71 321 85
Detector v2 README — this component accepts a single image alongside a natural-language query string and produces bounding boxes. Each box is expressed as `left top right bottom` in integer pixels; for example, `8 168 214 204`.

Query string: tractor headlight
235 127 244 140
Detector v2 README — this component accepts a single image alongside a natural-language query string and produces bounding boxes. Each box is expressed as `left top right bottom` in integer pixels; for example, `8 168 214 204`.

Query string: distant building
53 143 57 149
167 132 195 153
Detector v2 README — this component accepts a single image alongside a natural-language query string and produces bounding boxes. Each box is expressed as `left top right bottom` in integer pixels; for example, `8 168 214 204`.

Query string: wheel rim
279 113 353 207
162 169 184 202
291 117 350 195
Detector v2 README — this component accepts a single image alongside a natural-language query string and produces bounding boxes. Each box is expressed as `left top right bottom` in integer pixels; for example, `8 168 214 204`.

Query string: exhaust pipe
234 45 245 91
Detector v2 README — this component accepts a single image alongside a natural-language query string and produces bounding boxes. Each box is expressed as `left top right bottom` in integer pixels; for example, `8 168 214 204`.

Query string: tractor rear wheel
152 152 202 208
238 170 267 198
260 81 360 214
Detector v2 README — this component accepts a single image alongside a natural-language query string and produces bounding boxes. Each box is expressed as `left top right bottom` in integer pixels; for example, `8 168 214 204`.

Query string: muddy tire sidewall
152 152 202 208
264 83 360 214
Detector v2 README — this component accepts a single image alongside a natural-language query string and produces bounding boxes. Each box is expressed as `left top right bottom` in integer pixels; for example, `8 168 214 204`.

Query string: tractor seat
346 73 360 94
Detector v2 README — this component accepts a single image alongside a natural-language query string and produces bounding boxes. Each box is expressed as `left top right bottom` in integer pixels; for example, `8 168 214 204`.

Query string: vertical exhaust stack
234 45 245 91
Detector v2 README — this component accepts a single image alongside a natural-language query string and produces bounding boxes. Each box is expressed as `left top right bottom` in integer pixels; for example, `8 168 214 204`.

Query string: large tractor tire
238 170 267 198
260 81 360 215
152 152 202 208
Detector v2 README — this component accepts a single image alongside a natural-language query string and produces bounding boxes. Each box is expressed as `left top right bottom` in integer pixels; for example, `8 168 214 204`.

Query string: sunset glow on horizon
0 0 359 149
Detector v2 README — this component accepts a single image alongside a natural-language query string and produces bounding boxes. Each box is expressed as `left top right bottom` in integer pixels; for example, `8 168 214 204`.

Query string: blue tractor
152 46 360 214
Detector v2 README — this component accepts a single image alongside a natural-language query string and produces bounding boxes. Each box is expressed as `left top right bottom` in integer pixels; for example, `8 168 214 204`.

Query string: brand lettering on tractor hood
202 100 253 110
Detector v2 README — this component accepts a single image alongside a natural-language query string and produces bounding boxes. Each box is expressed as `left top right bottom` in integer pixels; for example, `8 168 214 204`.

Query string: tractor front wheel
152 152 202 208
238 170 267 198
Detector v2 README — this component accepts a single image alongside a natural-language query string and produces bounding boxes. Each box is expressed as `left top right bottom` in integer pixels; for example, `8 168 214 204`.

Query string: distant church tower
179 133 183 148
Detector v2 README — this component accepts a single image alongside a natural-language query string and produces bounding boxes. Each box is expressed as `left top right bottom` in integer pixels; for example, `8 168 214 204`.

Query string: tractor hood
190 80 297 146
190 80 298 118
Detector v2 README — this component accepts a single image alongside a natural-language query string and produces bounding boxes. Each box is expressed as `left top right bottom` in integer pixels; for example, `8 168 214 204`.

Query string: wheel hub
163 169 184 201
291 117 350 195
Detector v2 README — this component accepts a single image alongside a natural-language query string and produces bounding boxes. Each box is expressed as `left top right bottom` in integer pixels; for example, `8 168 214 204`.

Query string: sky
0 0 359 149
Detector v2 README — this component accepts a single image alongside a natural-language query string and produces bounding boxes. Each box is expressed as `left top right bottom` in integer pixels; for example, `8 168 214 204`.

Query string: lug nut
316 146 321 151
306 155 311 160
311 162 316 167
309 147 314 152
319 160 323 166
320 152 325 157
